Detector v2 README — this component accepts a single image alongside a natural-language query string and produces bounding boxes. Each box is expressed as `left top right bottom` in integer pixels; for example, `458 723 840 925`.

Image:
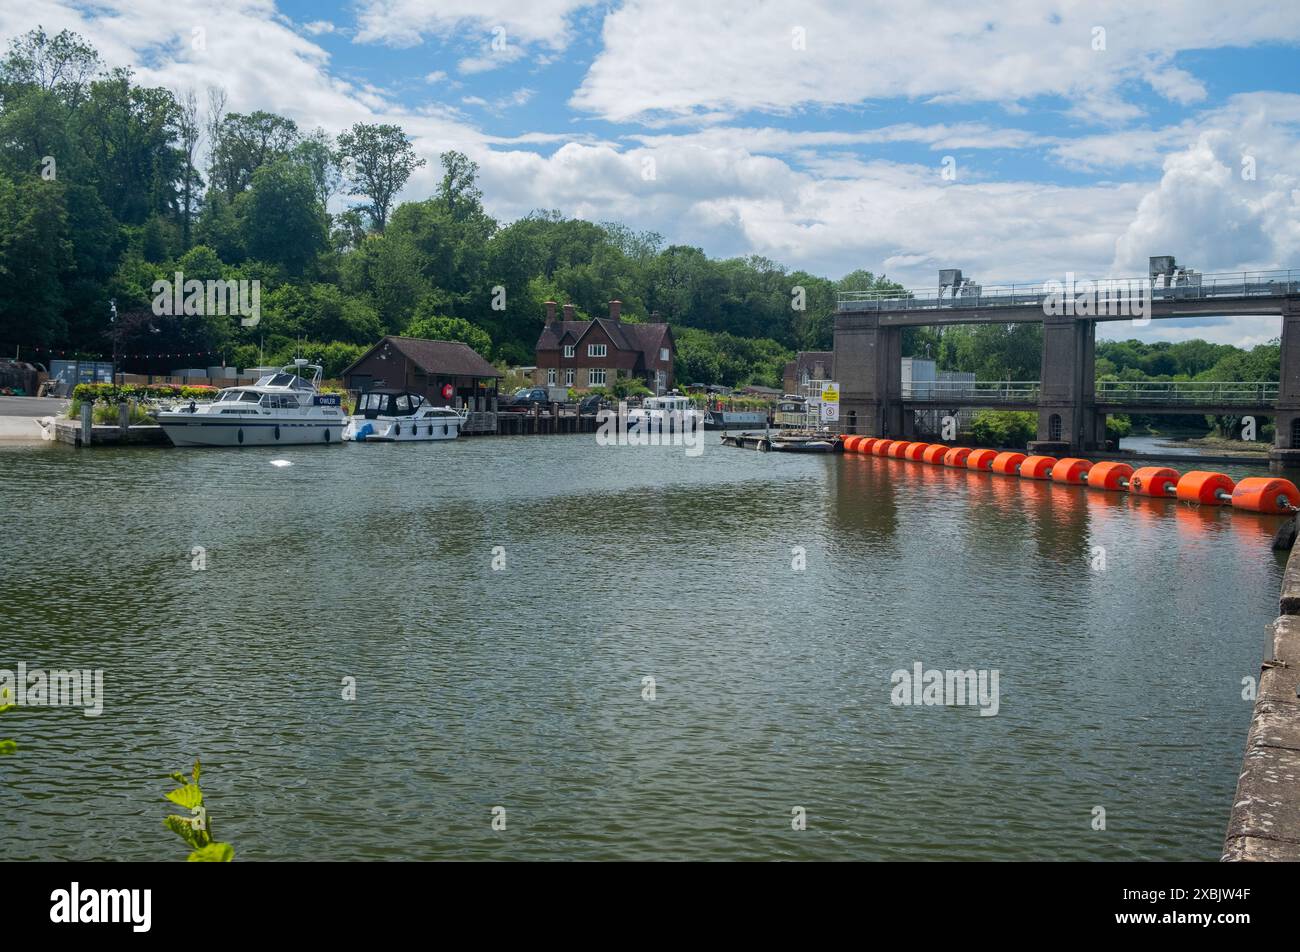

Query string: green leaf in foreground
0 740 16 755
187 843 234 862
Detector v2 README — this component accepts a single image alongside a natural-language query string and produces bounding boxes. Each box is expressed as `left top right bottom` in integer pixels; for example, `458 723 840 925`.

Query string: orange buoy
857 437 879 453
1176 471 1235 505
1050 457 1090 484
890 441 911 458
1087 461 1132 491
921 443 950 464
872 439 894 456
842 435 862 452
1019 455 1056 480
904 442 930 461
1129 466 1179 497
966 448 998 471
1232 477 1300 514
943 446 972 467
991 451 1027 475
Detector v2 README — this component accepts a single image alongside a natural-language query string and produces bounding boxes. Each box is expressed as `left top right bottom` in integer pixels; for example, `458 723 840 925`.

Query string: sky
3 0 1300 347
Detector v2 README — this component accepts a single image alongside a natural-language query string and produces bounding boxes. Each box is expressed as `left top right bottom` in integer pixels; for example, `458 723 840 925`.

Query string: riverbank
0 396 65 442
1224 534 1300 861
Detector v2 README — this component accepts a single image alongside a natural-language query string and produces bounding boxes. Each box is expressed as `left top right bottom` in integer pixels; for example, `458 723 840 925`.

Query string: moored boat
343 389 467 442
155 360 345 447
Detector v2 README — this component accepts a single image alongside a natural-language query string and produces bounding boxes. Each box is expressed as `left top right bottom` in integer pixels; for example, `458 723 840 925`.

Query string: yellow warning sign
821 382 840 403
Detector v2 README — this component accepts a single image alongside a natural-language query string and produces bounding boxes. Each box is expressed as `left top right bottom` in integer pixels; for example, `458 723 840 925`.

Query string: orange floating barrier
943 446 972 467
1232 477 1300 514
872 439 895 456
1176 471 1235 505
904 442 930 461
966 448 998 471
857 437 879 453
1019 455 1056 480
1087 461 1132 491
1050 457 1090 484
890 441 911 458
921 443 950 464
842 435 862 452
991 451 1027 475
1129 466 1179 497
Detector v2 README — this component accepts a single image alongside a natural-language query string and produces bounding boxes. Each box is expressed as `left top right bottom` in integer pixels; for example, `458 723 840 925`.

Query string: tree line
0 27 904 386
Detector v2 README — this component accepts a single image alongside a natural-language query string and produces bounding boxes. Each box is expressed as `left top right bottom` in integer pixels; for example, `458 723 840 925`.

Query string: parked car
503 387 550 410
578 394 609 415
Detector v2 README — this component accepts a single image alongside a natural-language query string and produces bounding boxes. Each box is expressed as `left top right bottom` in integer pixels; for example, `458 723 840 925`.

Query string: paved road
0 396 67 417
0 395 66 442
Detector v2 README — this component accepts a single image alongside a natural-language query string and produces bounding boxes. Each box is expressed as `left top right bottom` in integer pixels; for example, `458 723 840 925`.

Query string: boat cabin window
395 394 412 414
238 391 260 403
260 394 301 409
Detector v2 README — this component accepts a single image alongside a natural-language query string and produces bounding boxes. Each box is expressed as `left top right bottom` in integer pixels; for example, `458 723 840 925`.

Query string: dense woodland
0 28 1282 397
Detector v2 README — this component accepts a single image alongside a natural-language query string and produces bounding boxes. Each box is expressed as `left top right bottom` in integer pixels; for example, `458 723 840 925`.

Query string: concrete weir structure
833 259 1300 464
1224 540 1300 861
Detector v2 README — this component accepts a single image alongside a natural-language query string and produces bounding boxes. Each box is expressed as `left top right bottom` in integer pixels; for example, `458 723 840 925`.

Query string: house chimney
562 303 575 321
609 299 622 322
544 300 557 325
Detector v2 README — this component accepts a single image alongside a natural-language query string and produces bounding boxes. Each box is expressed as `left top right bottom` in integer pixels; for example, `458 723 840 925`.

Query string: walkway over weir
900 380 1280 416
833 258 1300 461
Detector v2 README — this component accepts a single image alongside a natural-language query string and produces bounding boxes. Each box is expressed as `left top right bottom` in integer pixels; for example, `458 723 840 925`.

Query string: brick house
534 300 675 394
783 351 834 394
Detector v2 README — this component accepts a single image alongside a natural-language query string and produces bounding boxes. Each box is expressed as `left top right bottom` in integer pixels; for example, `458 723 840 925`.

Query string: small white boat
156 360 346 447
343 390 467 442
626 393 703 431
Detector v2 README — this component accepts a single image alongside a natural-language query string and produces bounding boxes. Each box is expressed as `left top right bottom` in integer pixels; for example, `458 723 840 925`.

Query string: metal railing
1094 380 1278 405
838 269 1300 312
901 380 1040 402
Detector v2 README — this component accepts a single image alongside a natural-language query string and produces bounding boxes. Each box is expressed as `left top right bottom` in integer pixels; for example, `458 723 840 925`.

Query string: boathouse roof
340 336 502 380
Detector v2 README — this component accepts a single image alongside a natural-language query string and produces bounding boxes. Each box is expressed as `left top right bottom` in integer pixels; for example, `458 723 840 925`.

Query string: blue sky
4 1 1300 345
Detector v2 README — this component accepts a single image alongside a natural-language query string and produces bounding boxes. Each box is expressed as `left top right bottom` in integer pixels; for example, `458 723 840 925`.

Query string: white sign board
819 382 840 422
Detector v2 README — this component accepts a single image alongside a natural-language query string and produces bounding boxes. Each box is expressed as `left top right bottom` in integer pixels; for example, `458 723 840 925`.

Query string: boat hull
157 416 344 447
343 416 463 442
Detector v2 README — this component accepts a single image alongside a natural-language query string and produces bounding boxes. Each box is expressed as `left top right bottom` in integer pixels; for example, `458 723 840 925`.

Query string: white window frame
564 368 574 386
589 368 607 386
563 344 574 358
587 344 607 358
660 347 670 362
547 368 556 385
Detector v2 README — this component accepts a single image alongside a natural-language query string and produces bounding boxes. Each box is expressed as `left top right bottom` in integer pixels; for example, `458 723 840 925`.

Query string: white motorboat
156 360 346 447
626 393 703 432
343 389 467 442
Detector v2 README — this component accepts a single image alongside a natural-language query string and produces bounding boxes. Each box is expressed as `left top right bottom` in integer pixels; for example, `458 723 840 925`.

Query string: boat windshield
254 372 312 389
217 389 260 403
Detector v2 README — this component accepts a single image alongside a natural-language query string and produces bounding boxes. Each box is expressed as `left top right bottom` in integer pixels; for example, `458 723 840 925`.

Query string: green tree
336 122 426 232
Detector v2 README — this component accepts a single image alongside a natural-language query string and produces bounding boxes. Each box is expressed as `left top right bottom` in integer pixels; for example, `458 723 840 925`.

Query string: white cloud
302 20 335 36
571 0 1300 123
352 0 595 49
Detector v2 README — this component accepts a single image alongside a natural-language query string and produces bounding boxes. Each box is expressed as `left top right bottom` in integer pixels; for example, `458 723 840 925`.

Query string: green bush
970 410 1036 448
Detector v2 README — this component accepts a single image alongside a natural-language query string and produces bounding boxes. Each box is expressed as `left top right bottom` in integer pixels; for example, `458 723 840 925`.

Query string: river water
0 434 1287 860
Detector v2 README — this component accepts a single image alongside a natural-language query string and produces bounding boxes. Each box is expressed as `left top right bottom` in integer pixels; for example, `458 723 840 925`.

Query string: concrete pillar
1033 315 1099 454
80 402 93 447
1270 297 1300 468
832 313 903 437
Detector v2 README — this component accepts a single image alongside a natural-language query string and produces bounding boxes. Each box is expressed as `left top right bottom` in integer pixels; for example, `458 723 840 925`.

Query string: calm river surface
0 434 1287 860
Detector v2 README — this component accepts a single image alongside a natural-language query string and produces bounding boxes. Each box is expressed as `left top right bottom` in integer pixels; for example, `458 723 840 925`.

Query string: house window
589 368 607 386
659 347 670 362
565 368 574 386
1048 413 1062 441
548 368 556 385
588 344 607 357
563 345 574 358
